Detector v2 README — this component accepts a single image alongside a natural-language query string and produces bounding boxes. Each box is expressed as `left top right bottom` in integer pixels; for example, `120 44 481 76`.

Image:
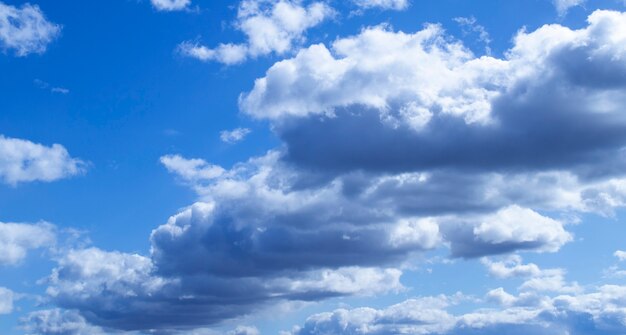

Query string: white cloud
220 127 251 144
615 250 626 261
21 309 106 335
0 221 56 266
240 10 626 178
0 135 85 185
32 10 626 333
179 0 334 64
472 206 572 253
291 284 626 334
0 2 60 56
34 79 70 95
454 16 491 54
240 23 502 123
227 326 260 335
0 287 14 314
151 0 191 11
553 0 585 16
160 154 225 183
483 256 581 294
352 0 409 11
481 256 542 279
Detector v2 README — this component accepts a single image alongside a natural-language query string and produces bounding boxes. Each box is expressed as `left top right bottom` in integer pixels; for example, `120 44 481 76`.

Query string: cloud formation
220 128 251 144
554 0 586 16
240 10 626 178
0 221 56 266
21 309 106 335
151 0 191 11
0 135 85 185
0 287 14 315
290 284 626 335
179 0 334 64
25 9 626 334
351 0 409 11
0 2 60 56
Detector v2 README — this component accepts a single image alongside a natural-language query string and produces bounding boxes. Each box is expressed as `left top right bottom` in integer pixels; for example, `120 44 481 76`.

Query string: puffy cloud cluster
21 309 106 335
42 199 405 331
28 9 626 334
151 0 191 11
0 2 60 56
179 0 334 64
240 10 626 177
0 135 85 185
291 283 626 335
0 221 56 266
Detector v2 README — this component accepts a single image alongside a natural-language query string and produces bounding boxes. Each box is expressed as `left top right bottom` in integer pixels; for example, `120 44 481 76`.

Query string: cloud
0 221 56 266
0 287 14 315
33 10 626 333
34 79 70 95
151 0 191 11
0 135 86 185
481 256 542 279
554 0 585 16
179 0 334 64
160 154 225 184
0 2 60 56
227 326 260 335
454 16 491 54
21 309 106 335
240 10 626 179
220 127 251 144
615 250 626 261
351 0 409 11
290 284 626 335
443 205 572 258
44 244 403 331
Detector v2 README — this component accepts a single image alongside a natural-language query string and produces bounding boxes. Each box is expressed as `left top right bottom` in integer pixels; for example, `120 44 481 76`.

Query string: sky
2 0 626 334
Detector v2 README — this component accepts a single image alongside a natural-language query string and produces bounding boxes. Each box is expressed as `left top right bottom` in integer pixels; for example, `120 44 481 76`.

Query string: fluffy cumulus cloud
0 135 85 185
179 0 334 64
351 0 409 11
0 2 60 56
151 0 191 11
0 287 14 315
41 193 405 331
0 221 56 266
240 10 626 178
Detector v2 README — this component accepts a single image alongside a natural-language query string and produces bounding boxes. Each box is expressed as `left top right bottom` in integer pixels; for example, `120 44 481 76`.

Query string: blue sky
2 0 626 334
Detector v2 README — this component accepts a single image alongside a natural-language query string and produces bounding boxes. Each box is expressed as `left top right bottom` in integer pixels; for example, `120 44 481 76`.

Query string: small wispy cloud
220 127 251 144
34 79 69 94
553 0 585 17
453 16 491 55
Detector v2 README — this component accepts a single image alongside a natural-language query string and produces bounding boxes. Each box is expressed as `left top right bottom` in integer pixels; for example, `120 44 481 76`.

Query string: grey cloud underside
242 11 626 179
278 54 626 176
